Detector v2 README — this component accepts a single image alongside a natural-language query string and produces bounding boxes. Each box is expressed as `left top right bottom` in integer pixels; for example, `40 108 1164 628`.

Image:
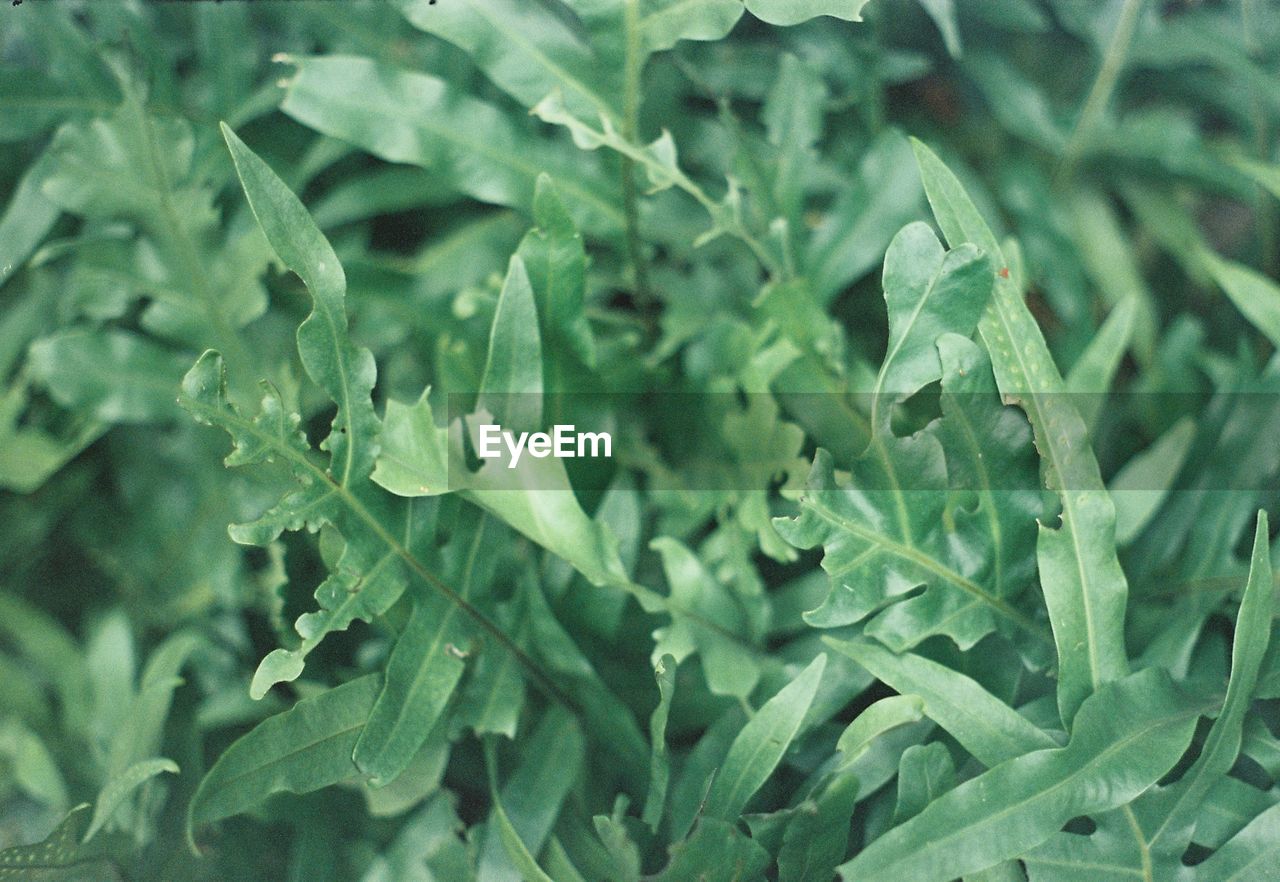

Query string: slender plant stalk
1059 0 1145 179
1242 0 1277 277
622 0 653 304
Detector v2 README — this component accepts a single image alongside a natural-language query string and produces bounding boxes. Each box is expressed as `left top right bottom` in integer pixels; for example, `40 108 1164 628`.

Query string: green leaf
371 390 451 497
0 805 124 882
353 515 496 786
0 378 103 494
1065 297 1138 433
639 0 744 54
915 0 961 56
28 329 189 424
521 578 650 792
0 720 67 814
42 89 268 350
643 654 678 831
1233 156 1280 202
207 126 413 698
593 810 642 882
484 742 557 882
871 221 990 419
775 439 1045 653
530 90 775 267
278 55 624 235
703 653 825 820
893 742 955 824
1192 801 1280 882
1109 417 1195 545
0 595 91 734
774 223 1050 654
776 769 860 882
1199 251 1280 351
477 255 543 433
650 537 762 699
839 668 1206 881
104 631 200 788
361 793 471 882
935 334 1043 606
396 0 621 119
84 758 178 844
835 694 926 768
476 708 583 882
745 0 872 26
518 174 597 378
761 53 827 236
454 612 526 739
912 136 1130 727
455 443 633 588
1027 512 1275 878
444 258 632 590
827 638 1056 767
221 122 378 490
1063 187 1156 364
806 131 926 303
652 817 770 882
188 674 381 833
0 147 60 289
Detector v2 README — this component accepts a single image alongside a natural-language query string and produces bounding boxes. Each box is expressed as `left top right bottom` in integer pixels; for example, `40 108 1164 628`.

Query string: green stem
1242 0 1277 277
136 102 257 387
621 0 653 304
1059 0 1144 179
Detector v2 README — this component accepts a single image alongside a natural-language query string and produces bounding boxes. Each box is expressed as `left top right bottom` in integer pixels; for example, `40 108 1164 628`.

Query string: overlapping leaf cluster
3 1 1280 880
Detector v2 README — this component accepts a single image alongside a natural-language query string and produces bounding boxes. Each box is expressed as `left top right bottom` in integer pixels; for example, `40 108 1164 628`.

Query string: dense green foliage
2 1 1280 879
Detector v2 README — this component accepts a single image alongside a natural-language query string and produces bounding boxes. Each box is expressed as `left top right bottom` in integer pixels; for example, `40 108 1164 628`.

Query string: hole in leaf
1181 842 1213 867
1061 816 1096 835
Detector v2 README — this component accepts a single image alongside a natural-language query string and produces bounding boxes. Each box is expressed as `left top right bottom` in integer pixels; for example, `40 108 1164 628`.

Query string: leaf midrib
288 86 625 227
803 494 1052 646
854 697 1211 876
181 392 568 707
195 718 365 820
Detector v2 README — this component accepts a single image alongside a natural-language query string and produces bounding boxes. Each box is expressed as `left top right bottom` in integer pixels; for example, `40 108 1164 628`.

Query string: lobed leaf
912 137 1130 727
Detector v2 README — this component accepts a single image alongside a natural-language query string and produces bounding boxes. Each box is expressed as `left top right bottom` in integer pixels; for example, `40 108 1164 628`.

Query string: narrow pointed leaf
189 674 381 834
396 0 621 119
1065 297 1138 432
477 255 542 433
839 668 1206 881
703 653 825 820
84 759 178 844
643 654 678 830
827 637 1056 767
1146 511 1273 854
484 742 557 882
1110 417 1195 545
279 55 623 234
835 694 926 768
353 516 495 786
220 122 378 490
